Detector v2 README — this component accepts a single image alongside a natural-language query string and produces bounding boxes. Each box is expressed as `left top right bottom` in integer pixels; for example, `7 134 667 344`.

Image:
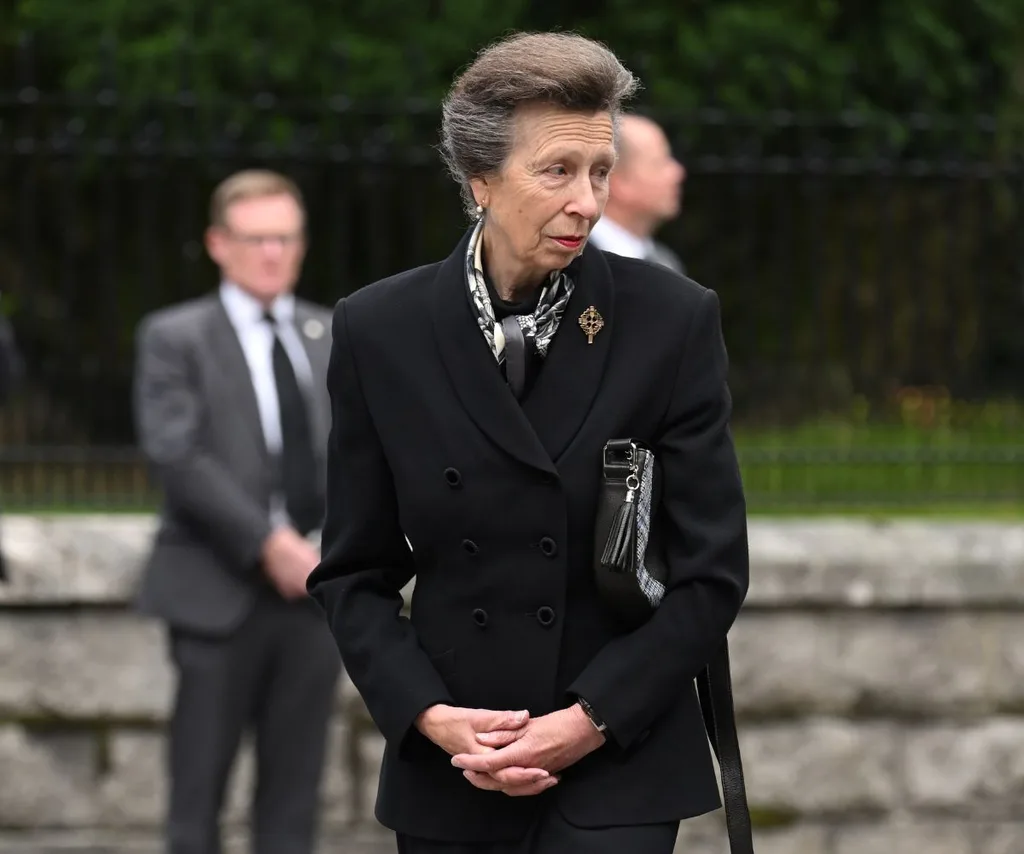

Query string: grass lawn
3 419 1022 518
734 419 1023 516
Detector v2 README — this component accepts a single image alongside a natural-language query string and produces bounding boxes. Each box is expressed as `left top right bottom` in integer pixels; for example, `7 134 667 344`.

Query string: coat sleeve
133 315 272 573
567 287 749 750
306 298 454 752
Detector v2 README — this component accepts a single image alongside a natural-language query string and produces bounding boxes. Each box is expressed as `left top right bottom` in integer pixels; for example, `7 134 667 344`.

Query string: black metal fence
2 72 1024 510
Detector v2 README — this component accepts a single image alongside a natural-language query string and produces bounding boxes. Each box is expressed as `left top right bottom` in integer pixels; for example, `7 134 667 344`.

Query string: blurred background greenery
2 0 1023 514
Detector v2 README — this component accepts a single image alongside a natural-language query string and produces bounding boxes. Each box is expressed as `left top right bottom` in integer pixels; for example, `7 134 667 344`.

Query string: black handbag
595 438 754 854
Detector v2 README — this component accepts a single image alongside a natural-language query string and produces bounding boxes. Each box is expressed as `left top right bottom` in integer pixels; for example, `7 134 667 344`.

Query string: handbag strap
696 640 755 854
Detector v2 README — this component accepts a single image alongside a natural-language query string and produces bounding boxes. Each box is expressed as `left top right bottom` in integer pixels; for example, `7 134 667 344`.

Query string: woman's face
471 103 616 288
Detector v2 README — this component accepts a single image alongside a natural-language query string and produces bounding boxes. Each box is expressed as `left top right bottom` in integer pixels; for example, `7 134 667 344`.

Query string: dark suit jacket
587 230 686 276
306 230 749 842
133 293 333 636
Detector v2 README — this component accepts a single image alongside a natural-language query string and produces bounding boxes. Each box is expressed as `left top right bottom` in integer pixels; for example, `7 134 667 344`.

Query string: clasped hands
414 702 606 797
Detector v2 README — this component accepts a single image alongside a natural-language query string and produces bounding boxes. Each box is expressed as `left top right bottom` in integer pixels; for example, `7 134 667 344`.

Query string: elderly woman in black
307 31 749 854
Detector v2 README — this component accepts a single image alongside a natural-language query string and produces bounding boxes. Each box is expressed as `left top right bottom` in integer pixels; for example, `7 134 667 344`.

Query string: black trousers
165 591 342 854
396 804 680 854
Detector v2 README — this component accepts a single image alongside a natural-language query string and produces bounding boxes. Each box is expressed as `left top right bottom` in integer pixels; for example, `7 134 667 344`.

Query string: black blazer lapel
522 243 614 463
431 229 556 476
205 296 268 462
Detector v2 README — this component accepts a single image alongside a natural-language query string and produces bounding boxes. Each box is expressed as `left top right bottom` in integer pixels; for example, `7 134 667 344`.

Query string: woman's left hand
451 703 606 794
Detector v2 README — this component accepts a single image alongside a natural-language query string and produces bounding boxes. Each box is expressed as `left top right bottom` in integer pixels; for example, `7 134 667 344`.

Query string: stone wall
1 515 1023 854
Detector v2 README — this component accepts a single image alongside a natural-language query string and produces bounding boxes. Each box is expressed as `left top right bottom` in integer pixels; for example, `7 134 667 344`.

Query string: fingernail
451 758 464 769
514 710 528 723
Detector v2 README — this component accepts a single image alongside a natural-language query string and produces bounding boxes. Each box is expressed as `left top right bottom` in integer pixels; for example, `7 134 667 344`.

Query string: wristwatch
576 696 607 733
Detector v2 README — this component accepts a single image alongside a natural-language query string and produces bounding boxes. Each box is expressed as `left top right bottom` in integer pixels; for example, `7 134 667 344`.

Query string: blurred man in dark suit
590 113 687 274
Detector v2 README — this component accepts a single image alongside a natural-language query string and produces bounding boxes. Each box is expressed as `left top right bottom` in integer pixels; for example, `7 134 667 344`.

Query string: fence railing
2 77 1023 511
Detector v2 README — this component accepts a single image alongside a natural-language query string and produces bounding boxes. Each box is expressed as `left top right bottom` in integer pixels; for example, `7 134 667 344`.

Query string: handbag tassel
600 492 637 574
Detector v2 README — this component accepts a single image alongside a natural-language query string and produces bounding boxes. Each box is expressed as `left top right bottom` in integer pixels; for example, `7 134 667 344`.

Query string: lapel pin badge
578 305 604 344
303 318 325 340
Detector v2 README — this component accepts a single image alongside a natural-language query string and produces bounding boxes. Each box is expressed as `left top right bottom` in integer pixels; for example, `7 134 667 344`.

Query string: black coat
307 229 749 843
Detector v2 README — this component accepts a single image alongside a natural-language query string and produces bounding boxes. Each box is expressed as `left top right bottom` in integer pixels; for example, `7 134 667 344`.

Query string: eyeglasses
224 229 304 248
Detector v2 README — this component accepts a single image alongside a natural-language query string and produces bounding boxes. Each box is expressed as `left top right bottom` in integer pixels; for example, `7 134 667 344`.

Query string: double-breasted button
462 539 479 556
536 606 556 627
540 472 557 486
444 467 462 488
472 608 488 628
539 537 558 558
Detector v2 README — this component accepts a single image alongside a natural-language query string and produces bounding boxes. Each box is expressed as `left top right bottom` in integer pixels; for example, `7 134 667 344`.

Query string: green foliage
6 413 1023 512
10 0 1024 115
4 0 1023 519
747 806 799 829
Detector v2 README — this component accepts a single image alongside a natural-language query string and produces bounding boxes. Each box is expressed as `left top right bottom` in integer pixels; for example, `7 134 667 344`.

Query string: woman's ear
469 176 489 211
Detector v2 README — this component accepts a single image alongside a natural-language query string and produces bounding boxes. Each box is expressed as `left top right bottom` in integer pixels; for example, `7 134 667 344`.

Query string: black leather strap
697 641 754 854
500 315 527 399
596 439 753 851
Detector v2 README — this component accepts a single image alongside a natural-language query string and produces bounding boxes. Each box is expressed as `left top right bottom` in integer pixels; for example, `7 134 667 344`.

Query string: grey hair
439 31 641 219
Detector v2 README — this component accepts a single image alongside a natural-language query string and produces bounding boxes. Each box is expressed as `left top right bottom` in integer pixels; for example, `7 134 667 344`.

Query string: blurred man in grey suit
133 170 340 854
590 113 687 274
0 309 21 582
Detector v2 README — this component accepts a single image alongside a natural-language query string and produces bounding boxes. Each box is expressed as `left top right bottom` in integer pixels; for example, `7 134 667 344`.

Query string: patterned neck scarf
465 215 576 365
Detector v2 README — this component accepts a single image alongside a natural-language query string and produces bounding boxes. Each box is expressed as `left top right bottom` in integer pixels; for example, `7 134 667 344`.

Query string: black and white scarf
465 215 575 366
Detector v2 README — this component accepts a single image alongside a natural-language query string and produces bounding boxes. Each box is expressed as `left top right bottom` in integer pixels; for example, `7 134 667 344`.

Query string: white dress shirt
219 282 314 455
219 282 315 531
588 215 657 261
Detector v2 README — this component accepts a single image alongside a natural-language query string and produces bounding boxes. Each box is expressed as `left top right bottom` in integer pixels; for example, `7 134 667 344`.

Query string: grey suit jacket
132 292 333 636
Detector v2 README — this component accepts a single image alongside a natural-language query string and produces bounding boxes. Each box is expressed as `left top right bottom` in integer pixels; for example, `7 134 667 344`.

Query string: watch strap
577 696 607 732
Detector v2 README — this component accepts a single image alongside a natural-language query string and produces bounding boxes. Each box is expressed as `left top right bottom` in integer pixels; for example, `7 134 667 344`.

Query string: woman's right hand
414 704 557 796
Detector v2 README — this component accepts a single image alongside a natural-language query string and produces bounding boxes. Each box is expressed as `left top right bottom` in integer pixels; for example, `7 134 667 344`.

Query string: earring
476 204 483 217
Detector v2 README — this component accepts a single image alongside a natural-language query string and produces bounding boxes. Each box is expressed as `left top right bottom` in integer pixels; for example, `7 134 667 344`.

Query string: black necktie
264 313 321 535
